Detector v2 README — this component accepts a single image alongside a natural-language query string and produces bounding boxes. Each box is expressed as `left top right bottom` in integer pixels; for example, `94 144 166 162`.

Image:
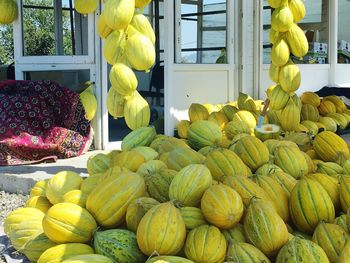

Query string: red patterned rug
0 80 92 166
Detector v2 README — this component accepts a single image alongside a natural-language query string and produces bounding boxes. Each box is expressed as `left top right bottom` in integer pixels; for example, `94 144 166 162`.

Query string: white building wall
241 0 256 98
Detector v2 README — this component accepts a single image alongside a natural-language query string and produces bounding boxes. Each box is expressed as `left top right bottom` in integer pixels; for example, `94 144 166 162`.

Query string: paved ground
0 150 104 195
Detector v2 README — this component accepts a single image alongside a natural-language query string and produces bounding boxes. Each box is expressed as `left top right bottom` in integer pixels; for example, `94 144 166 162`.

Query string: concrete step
0 150 104 195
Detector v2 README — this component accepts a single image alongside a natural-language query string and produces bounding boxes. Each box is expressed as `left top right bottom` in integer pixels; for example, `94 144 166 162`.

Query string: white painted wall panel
167 70 229 133
334 65 350 86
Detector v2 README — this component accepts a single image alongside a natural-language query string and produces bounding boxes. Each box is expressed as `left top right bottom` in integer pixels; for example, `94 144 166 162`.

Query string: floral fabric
0 80 92 165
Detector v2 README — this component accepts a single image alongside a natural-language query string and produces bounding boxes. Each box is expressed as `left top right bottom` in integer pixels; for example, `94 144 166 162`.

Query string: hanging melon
124 91 151 130
74 0 98 15
271 38 290 66
0 0 18 24
129 12 156 45
279 62 301 93
289 0 306 22
271 1 294 32
103 30 127 65
285 23 309 58
135 0 152 9
110 63 138 96
107 88 126 119
104 0 135 30
97 11 113 39
125 34 156 71
268 85 290 110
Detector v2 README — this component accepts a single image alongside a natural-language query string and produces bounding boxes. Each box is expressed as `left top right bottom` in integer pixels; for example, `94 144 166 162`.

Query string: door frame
164 0 240 135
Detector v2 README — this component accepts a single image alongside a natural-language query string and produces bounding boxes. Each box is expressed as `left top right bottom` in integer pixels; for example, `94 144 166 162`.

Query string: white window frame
12 0 103 149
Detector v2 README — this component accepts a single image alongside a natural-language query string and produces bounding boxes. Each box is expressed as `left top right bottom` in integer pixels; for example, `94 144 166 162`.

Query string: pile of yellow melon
4 116 350 262
4 0 350 263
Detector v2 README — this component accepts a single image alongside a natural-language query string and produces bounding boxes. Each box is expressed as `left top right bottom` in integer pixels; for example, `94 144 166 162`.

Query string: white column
329 0 338 84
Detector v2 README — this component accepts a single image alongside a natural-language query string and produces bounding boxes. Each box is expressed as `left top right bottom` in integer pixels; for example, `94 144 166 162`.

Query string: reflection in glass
262 0 329 64
22 0 88 56
338 0 350 64
24 70 90 92
176 0 227 64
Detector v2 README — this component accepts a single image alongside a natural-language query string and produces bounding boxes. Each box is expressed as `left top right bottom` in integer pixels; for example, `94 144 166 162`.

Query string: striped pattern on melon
205 148 251 182
187 120 222 150
94 229 146 263
289 178 335 234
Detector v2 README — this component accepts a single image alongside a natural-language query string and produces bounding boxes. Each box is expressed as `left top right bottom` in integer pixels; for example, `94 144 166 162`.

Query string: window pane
24 70 90 92
175 0 227 64
22 0 88 56
338 0 350 64
262 0 329 64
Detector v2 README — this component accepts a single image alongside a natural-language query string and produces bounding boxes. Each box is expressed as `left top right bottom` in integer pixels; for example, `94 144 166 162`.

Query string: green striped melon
276 237 330 263
289 178 335 234
233 135 270 171
169 164 212 206
312 222 349 263
187 120 222 150
274 146 308 179
301 104 320 122
226 242 271 263
222 223 246 243
224 120 251 139
180 207 207 230
94 229 145 263
125 197 160 232
305 173 340 209
334 214 348 232
167 147 205 171
223 174 273 207
121 126 156 151
244 198 289 257
205 148 251 182
251 174 289 222
132 146 159 161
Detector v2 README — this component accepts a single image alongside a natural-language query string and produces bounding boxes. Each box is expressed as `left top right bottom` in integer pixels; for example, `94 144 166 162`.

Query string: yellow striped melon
201 184 244 229
244 198 289 257
289 178 335 234
124 91 150 130
137 202 186 256
169 164 212 206
184 225 226 263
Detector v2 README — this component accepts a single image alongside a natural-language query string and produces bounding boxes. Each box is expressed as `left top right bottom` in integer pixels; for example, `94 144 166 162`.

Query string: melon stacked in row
4 124 350 262
96 0 155 130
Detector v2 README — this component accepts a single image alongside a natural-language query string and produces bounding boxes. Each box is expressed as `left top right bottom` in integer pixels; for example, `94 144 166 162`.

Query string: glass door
164 0 237 135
